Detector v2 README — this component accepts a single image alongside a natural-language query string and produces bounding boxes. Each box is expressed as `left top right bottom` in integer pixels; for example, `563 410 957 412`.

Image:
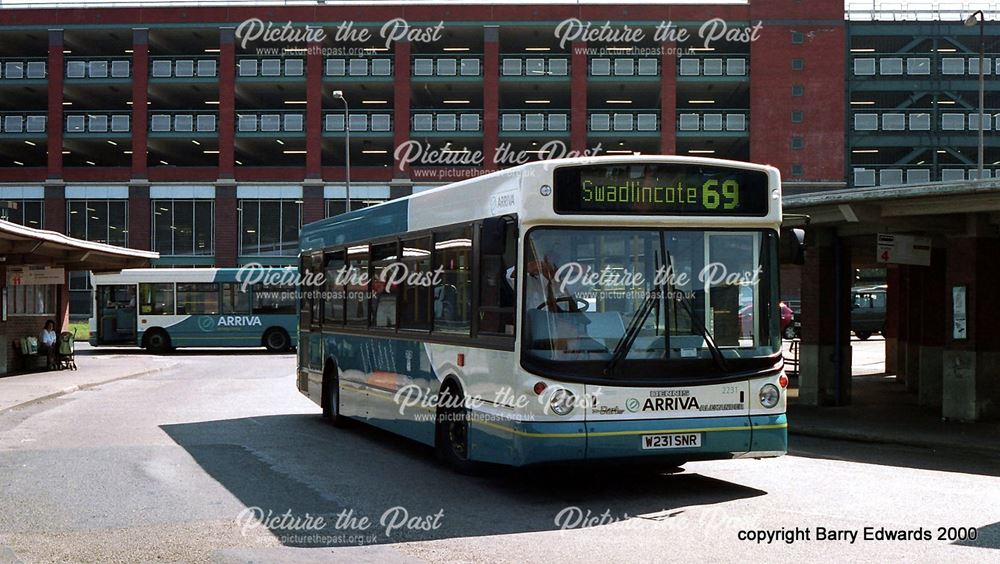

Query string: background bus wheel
322 364 345 427
144 330 171 354
855 331 872 341
783 325 797 340
435 384 476 474
263 328 290 352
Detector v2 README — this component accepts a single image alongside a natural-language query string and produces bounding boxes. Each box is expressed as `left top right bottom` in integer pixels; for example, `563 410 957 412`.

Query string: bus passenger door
96 285 137 345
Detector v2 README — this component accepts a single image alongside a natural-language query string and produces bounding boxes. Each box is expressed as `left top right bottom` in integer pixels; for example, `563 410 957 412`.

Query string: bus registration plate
641 433 701 450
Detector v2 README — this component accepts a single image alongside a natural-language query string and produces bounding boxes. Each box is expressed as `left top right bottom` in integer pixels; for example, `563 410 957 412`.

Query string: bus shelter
0 219 157 375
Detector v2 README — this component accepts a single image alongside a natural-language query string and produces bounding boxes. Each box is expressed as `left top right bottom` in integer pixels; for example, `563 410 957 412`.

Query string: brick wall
2 315 51 374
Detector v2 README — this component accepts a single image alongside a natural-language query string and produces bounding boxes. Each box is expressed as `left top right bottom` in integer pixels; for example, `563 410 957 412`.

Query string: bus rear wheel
263 328 290 352
144 330 171 354
435 383 476 474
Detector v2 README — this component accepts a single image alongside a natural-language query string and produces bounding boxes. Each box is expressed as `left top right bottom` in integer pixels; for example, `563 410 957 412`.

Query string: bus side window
371 242 399 329
324 250 345 325
478 218 517 336
399 236 432 330
433 226 472 335
346 245 370 325
222 283 250 314
139 283 174 315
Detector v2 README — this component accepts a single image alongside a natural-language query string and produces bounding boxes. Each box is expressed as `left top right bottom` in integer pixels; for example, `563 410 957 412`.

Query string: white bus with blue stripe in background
297 156 791 470
89 267 297 353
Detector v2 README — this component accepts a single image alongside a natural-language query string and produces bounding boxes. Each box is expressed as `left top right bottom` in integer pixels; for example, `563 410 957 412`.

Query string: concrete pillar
218 28 236 179
659 41 676 155
570 40 587 152
902 264 924 393
305 40 323 180
214 185 237 267
917 248 946 408
46 29 64 180
392 40 411 179
942 223 1000 421
131 29 149 179
127 184 150 251
884 265 900 375
482 26 499 169
302 183 324 225
799 228 852 406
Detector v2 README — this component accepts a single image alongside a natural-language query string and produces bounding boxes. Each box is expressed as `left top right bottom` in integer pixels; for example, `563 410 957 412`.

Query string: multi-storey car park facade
0 0 850 314
847 4 1000 188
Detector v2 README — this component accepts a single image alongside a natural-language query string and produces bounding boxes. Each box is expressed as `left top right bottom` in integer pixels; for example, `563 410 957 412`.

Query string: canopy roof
0 219 158 272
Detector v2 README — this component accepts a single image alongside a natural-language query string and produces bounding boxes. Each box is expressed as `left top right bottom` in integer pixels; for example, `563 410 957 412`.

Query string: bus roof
90 267 294 285
300 156 782 252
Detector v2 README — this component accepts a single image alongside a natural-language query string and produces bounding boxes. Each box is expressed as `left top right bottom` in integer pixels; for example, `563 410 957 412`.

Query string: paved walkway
0 343 176 413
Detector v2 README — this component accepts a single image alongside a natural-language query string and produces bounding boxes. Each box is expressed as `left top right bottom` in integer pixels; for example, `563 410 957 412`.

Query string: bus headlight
759 384 780 409
549 389 575 416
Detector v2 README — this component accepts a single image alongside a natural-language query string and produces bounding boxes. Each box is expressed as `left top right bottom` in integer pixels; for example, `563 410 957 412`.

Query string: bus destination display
553 163 771 216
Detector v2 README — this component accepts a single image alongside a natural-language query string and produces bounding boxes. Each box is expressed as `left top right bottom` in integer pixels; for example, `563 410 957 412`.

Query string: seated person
39 320 58 369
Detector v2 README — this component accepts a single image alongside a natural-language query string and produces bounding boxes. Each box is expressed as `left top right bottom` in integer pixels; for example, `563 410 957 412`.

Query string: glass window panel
326 113 345 131
260 114 281 132
194 200 213 255
89 114 109 132
478 220 516 335
703 114 723 131
969 113 992 131
906 169 931 184
196 114 216 132
726 113 746 131
941 113 964 130
176 283 219 315
941 169 965 181
614 58 635 76
853 169 876 187
591 58 611 76
679 58 699 76
253 282 296 314
174 114 194 132
854 113 878 130
109 200 127 246
637 58 658 76
110 60 130 78
68 200 87 239
348 114 367 132
261 59 282 76
222 283 251 314
879 169 904 186
370 114 391 131
969 57 993 75
175 60 194 77
240 200 260 255
399 237 432 330
437 58 457 76
111 115 130 132
882 113 905 131
502 58 522 76
460 58 480 76
907 58 930 75
909 113 930 131
66 115 85 132
197 59 217 77
460 114 480 131
525 58 545 75
238 115 258 132
258 201 282 255
501 114 521 131
941 57 964 75
371 59 391 76
437 114 457 131
4 61 24 79
637 113 658 131
139 283 174 315
349 59 368 76
524 113 544 131
280 201 300 255
413 58 433 76
26 115 46 132
323 251 346 324
326 59 346 76
590 113 610 131
345 245 369 324
172 200 194 255
726 58 746 76
371 242 398 328
66 61 86 78
412 114 432 131
89 60 108 78
854 58 876 75
679 113 699 131
87 201 109 244
549 114 568 131
284 114 304 131
4 115 23 133
880 57 903 75
26 61 46 79
239 59 258 77
150 114 171 132
703 59 723 75
153 200 173 254
548 58 568 76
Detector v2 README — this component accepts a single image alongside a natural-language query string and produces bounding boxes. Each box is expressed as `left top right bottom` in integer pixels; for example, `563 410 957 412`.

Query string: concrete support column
482 26 499 170
46 29 64 180
43 184 65 233
131 29 149 179
570 40 587 153
302 184 324 225
659 41 676 155
392 40 411 179
942 225 1000 421
799 228 852 406
128 184 150 251
215 185 237 267
305 41 323 179
901 264 924 393
218 28 236 179
884 265 900 375
917 247 946 408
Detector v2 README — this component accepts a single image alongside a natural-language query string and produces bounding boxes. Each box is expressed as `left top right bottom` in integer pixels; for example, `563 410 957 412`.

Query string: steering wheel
535 296 590 312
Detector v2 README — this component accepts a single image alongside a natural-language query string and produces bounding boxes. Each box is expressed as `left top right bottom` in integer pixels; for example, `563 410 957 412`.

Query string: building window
791 58 804 71
0 200 43 227
325 198 386 217
791 136 804 150
791 111 804 123
152 200 214 256
792 84 804 97
791 31 804 44
791 164 804 176
67 200 128 246
8 284 57 315
239 199 301 256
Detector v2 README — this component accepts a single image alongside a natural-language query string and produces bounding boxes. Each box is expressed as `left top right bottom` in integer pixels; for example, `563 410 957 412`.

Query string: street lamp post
332 90 352 212
965 10 985 180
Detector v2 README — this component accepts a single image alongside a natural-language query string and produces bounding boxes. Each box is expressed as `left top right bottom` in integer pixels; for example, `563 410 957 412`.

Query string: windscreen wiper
604 256 662 378
664 252 728 373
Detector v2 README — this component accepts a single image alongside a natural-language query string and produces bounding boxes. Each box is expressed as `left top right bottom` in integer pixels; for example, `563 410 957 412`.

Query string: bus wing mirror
481 217 509 255
780 227 806 265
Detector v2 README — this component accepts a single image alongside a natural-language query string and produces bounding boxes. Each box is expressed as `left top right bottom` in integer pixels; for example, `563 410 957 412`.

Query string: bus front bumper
468 413 787 466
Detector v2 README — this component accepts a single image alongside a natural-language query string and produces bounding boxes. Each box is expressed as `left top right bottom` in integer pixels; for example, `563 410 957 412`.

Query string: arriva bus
296 156 789 469
90 268 297 353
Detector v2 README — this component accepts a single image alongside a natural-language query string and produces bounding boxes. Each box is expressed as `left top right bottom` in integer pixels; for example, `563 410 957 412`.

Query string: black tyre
144 330 171 354
322 364 346 427
263 328 290 352
855 331 872 341
435 383 476 474
783 325 797 339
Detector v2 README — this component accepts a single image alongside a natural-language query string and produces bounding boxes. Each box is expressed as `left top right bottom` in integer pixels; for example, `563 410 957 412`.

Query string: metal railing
852 110 997 132
65 112 131 133
845 2 1000 21
677 110 748 132
150 57 218 79
411 112 482 132
852 166 999 187
0 58 47 80
412 56 482 77
324 112 393 132
500 112 569 132
852 53 999 77
588 112 659 132
589 57 659 77
0 112 47 134
150 111 218 133
325 56 393 77
501 56 569 77
237 57 304 78
678 56 748 77
65 57 131 79
236 111 304 133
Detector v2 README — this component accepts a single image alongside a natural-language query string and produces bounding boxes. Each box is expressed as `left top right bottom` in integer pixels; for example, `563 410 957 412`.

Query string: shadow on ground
161 414 765 548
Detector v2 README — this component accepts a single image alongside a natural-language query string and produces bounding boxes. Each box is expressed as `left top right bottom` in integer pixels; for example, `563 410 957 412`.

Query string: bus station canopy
0 219 158 272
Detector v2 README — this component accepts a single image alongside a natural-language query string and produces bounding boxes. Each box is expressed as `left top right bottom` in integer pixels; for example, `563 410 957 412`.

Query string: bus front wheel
263 328 291 352
435 382 476 474
322 363 345 427
144 330 171 354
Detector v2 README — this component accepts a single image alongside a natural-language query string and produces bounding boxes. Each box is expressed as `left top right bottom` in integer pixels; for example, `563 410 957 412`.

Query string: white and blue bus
90 268 297 353
297 156 788 468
